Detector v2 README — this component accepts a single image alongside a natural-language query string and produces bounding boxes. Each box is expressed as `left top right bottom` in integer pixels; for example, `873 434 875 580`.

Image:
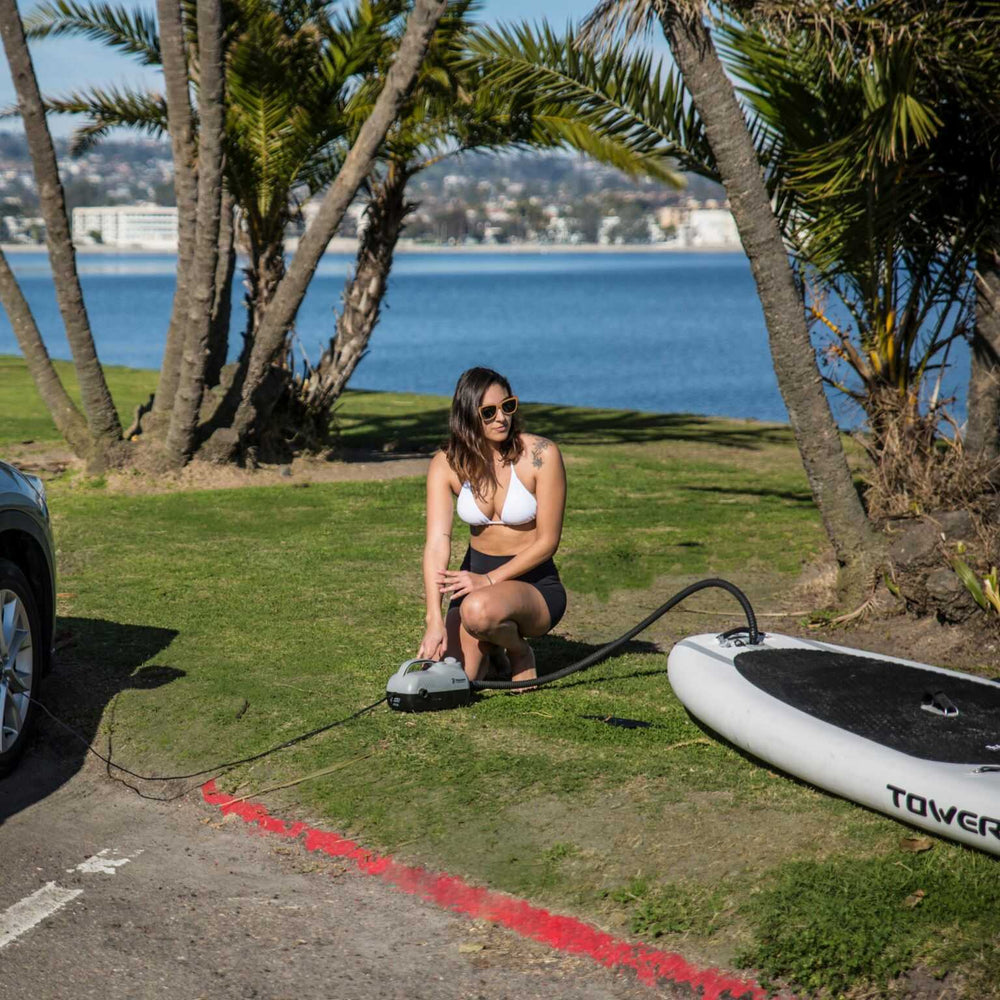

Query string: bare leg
445 606 489 681
459 582 551 686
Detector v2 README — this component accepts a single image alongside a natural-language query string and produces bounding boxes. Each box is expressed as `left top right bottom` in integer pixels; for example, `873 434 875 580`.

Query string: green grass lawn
6 356 1000 997
0 354 155 448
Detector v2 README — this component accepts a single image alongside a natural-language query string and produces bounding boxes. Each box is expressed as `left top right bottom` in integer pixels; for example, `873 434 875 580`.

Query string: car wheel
0 558 42 777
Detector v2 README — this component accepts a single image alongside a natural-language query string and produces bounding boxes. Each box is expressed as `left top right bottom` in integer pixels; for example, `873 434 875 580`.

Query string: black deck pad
733 648 1000 765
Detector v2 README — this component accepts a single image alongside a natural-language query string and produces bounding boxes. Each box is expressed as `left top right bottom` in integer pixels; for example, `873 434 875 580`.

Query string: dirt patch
6 441 431 493
812 611 1000 679
770 552 1000 677
106 449 432 494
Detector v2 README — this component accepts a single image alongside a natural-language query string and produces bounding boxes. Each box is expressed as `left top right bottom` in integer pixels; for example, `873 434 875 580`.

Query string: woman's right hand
417 624 447 661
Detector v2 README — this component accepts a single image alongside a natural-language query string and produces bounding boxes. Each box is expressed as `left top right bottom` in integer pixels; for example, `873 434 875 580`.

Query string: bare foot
507 643 538 693
485 647 512 681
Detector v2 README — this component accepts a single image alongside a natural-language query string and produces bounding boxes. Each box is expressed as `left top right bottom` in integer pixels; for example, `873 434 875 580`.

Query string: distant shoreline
2 237 742 256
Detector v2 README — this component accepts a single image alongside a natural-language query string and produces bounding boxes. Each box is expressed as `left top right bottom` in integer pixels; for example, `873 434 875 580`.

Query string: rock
888 510 981 620
887 510 976 567
888 521 939 566
924 567 979 623
932 509 977 541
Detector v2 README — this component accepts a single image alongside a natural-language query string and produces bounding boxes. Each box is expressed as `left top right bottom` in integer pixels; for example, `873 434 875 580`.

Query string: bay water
0 250 970 426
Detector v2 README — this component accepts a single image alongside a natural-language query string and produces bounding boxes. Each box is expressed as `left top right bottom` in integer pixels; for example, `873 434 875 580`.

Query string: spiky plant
718 18 988 450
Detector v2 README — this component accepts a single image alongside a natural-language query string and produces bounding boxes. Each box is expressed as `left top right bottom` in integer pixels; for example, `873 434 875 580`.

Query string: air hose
471 577 760 691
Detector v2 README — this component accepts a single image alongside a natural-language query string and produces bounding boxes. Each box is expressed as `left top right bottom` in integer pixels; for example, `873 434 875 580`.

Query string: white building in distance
685 208 740 248
656 203 741 248
72 205 178 249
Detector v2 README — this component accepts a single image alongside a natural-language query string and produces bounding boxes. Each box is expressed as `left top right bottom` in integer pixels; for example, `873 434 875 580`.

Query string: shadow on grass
0 616 180 825
532 633 664 680
336 392 793 455
474 633 668 694
682 484 814 504
681 710 1000 858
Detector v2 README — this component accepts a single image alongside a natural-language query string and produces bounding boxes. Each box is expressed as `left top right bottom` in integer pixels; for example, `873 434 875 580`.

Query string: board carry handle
921 690 959 717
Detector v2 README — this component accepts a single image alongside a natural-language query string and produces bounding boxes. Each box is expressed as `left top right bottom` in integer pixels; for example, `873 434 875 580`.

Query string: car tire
0 558 42 778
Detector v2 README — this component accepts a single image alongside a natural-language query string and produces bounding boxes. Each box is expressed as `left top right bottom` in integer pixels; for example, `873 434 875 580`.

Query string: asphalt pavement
0 732 695 1000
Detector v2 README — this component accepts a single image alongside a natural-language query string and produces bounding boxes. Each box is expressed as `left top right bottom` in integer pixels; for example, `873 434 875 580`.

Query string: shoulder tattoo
531 437 551 469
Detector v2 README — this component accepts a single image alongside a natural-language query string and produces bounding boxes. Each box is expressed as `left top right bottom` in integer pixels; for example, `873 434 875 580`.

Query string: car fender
0 506 57 666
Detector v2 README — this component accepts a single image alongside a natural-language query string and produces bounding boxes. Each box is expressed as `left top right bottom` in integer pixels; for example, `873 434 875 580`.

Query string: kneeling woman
417 367 567 684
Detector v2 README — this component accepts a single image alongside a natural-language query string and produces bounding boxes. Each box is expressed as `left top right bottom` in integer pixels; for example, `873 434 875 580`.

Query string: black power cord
471 577 760 691
30 694 387 789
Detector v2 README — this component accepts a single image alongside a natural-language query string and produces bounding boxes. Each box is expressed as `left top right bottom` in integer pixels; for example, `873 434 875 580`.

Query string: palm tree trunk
150 0 199 427
206 0 449 460
206 189 236 388
0 248 91 454
162 0 225 468
965 248 1000 460
313 164 412 410
0 0 123 463
242 235 286 365
658 4 881 585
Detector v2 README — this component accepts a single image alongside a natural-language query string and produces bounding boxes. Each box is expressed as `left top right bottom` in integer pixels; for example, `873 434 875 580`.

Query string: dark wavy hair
446 367 525 495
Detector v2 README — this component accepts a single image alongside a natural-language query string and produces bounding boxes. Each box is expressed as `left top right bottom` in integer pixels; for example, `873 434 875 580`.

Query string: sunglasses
478 396 518 422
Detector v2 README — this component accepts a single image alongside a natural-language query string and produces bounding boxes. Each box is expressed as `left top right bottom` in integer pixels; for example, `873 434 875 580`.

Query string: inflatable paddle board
668 632 1000 854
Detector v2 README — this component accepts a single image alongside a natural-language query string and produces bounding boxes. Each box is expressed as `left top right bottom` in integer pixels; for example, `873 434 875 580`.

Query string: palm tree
660 4 883 586
5 0 448 467
163 0 227 468
220 0 392 348
23 0 449 459
299 12 691 427
476 6 882 591
718 19 983 446
26 0 393 376
0 0 125 468
153 0 198 429
215 0 448 457
720 6 1000 512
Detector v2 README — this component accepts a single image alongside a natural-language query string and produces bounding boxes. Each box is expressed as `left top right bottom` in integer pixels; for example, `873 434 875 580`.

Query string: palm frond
465 21 713 182
23 0 160 64
578 0 663 52
715 9 990 406
531 115 684 185
13 85 168 154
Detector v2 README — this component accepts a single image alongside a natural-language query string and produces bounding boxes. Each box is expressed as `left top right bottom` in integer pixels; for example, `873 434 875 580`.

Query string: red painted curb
201 780 766 1000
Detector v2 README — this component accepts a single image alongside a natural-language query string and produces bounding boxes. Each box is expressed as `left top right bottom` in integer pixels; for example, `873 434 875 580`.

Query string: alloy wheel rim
0 588 33 754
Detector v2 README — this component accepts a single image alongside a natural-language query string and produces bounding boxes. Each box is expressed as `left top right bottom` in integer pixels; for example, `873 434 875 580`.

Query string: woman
416 367 567 685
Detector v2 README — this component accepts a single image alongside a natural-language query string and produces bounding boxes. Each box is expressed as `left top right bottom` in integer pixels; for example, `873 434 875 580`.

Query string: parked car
0 460 56 776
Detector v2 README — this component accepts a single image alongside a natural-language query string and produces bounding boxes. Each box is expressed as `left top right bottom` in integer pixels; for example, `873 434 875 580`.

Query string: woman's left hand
438 569 491 599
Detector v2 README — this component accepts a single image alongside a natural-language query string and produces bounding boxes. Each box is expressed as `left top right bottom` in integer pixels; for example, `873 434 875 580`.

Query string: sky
1 0 667 138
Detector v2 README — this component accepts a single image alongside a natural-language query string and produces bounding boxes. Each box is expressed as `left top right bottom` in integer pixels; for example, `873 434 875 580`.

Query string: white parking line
0 882 83 950
68 847 138 875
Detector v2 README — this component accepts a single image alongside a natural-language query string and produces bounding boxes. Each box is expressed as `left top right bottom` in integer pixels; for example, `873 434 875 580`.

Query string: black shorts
449 546 567 632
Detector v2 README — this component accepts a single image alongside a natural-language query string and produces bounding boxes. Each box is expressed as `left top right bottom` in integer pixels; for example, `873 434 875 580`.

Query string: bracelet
486 572 495 586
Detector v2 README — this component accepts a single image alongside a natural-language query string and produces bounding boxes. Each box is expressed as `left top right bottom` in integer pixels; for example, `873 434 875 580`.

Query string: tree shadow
681 484 815 504
0 616 180 825
336 392 795 455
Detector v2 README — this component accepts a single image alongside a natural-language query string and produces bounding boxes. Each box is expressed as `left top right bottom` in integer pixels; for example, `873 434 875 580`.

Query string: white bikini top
457 463 538 526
